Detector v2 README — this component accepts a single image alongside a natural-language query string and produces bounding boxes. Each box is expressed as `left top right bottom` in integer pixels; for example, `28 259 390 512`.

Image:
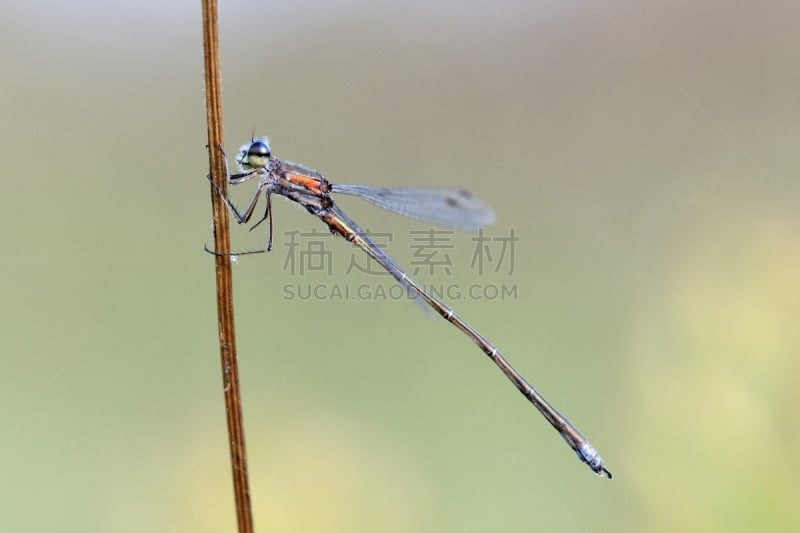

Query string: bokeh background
2 1 798 531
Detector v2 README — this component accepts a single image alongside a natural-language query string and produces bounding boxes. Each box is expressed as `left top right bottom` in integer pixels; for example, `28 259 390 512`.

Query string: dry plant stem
200 1 255 531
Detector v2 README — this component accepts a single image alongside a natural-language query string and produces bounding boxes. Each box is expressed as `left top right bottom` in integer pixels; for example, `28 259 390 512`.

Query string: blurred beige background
2 1 798 531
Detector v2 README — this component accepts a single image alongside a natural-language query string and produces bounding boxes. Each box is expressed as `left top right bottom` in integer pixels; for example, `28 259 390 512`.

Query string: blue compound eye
247 139 270 158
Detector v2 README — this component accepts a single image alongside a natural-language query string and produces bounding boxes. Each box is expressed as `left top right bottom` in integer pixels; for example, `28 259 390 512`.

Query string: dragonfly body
276 162 331 207
210 138 612 479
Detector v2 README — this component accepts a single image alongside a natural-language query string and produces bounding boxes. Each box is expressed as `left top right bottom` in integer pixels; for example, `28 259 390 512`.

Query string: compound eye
248 139 270 158
237 138 271 170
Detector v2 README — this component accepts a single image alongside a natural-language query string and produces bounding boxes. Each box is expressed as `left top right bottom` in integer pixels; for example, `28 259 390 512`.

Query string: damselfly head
236 137 271 170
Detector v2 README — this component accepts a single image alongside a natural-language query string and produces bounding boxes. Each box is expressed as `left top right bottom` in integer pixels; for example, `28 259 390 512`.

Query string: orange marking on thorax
285 172 325 193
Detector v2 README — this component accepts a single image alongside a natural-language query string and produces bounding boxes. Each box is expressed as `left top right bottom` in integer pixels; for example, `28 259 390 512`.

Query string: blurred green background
2 1 798 531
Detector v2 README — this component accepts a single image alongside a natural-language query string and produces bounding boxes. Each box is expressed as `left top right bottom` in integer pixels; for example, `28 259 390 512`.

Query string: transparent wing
331 184 495 231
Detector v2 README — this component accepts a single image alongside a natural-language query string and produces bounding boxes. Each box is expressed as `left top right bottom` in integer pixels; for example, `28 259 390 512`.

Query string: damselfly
208 137 611 478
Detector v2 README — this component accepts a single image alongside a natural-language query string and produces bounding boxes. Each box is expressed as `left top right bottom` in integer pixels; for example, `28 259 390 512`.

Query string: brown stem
200 1 255 531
